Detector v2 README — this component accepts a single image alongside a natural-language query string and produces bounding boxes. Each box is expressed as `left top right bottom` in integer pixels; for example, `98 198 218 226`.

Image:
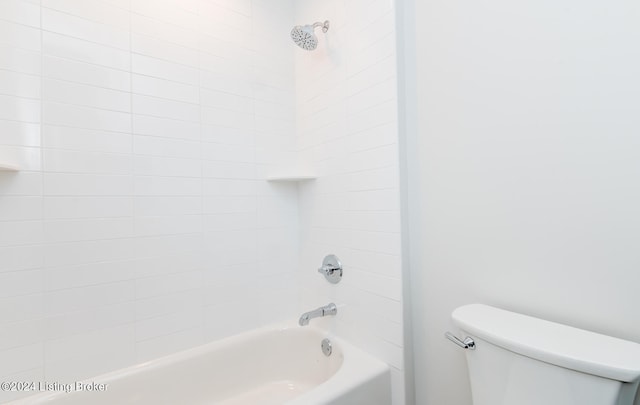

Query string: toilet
450 304 640 405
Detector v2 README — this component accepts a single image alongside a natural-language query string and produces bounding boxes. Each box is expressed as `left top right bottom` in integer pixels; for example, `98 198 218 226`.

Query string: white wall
0 0 299 401
293 0 405 404
406 0 640 403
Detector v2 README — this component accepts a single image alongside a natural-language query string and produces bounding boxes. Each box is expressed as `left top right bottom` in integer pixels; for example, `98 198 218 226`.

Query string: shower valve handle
317 254 342 284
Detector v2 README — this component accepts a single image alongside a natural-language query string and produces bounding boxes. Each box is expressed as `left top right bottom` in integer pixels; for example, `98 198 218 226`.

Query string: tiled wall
293 0 405 404
0 0 299 401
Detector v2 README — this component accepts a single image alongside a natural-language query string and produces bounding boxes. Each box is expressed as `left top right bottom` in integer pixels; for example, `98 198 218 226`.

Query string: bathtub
8 324 391 405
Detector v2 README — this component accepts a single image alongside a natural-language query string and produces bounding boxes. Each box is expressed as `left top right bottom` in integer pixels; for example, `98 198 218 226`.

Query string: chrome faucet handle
317 254 342 284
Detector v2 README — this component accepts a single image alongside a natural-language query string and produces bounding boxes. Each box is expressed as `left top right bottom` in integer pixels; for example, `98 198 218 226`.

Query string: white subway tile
135 327 202 363
43 55 131 92
0 269 43 298
0 45 41 75
0 221 44 247
0 94 40 123
132 94 199 122
43 78 131 112
131 33 198 67
0 70 40 99
347 99 398 135
0 0 40 27
347 32 396 77
134 196 202 216
197 17 250 47
132 53 198 86
43 218 134 243
0 294 43 324
0 20 41 51
203 301 259 341
200 70 252 98
135 270 202 299
208 0 251 17
135 308 201 342
132 250 203 279
43 102 131 133
200 88 253 113
0 245 44 273
44 261 136 291
42 8 129 50
201 124 253 145
135 289 202 320
43 31 130 71
202 196 255 214
44 149 131 175
133 136 201 159
202 161 256 179
203 212 256 231
44 196 132 219
134 176 201 196
335 283 402 323
339 303 402 346
201 106 253 130
131 14 198 50
133 215 202 237
0 343 42 380
42 125 132 154
131 0 198 29
0 172 43 196
0 145 41 171
202 179 258 196
198 1 250 31
0 319 43 350
44 302 135 340
42 0 130 29
201 143 254 163
0 196 41 221
44 173 133 196
132 233 202 258
44 281 135 316
43 239 135 267
199 34 253 64
133 74 198 104
347 77 397 115
0 120 40 147
133 114 201 141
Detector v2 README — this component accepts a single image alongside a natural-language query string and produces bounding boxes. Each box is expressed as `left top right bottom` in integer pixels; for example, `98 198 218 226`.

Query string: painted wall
406 0 640 403
0 0 299 401
293 0 405 403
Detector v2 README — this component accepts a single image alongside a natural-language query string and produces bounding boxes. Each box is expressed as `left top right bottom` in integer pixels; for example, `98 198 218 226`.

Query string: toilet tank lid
452 304 640 383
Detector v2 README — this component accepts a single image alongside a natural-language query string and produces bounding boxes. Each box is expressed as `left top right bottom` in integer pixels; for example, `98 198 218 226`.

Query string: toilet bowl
450 304 640 405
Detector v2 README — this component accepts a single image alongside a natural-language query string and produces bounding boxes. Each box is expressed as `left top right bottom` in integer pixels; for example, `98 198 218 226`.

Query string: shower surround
0 0 405 403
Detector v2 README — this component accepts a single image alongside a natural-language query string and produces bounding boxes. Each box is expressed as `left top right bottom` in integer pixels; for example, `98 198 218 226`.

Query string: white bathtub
8 324 391 405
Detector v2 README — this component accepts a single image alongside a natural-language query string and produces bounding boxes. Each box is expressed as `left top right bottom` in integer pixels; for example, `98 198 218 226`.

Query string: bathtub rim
7 321 390 405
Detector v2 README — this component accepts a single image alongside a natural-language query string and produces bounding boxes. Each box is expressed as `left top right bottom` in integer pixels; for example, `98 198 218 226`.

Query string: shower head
291 20 330 51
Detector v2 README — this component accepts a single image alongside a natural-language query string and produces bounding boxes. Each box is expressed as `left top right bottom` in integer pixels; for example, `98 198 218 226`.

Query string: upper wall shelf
0 163 19 172
266 175 317 182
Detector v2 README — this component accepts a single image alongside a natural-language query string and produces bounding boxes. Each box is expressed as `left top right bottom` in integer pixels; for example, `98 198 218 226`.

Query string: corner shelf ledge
0 163 19 172
266 174 317 182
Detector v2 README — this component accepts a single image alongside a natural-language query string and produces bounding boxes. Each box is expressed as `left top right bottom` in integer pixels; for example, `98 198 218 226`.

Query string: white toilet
449 304 640 405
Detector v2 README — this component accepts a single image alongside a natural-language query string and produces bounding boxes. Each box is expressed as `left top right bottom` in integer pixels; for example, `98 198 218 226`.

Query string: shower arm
312 21 330 33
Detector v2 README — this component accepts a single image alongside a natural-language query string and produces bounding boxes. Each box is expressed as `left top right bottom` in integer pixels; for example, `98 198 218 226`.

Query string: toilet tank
451 304 640 405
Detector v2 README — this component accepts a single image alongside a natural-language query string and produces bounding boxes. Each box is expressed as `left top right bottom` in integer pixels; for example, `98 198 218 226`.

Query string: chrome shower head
291 20 330 51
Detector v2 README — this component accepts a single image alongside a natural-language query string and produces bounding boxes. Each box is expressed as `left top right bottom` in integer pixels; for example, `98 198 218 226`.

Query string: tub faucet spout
299 303 337 326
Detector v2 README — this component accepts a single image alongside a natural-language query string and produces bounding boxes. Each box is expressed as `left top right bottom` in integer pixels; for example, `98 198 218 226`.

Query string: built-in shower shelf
0 163 19 172
266 174 317 182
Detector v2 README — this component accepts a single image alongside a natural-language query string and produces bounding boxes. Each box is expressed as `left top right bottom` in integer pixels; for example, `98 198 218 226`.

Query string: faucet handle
317 254 342 284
